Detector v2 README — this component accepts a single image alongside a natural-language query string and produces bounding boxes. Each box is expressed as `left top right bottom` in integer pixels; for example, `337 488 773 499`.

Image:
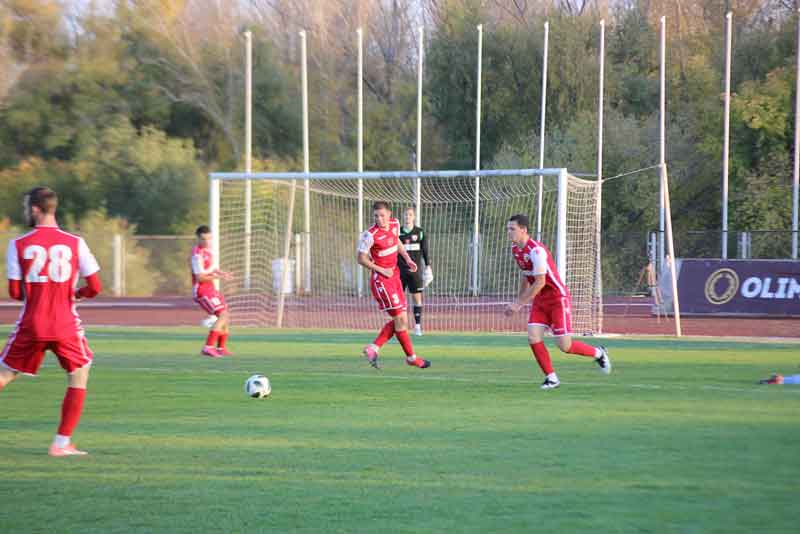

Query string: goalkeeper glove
423 266 433 287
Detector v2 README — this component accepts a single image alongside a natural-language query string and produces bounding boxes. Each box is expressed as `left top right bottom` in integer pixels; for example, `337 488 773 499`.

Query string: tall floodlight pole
357 28 365 297
596 20 605 334
659 16 666 274
300 30 311 293
244 30 253 290
722 12 732 259
793 9 800 259
416 26 424 222
472 24 483 297
536 21 549 242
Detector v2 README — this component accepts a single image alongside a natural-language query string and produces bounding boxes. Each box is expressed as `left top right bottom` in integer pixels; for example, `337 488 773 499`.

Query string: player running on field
398 206 433 336
0 187 102 456
191 225 233 357
503 214 610 390
358 201 430 370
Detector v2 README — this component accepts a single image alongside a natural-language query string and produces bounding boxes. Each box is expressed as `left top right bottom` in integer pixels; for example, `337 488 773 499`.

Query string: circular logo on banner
705 268 740 305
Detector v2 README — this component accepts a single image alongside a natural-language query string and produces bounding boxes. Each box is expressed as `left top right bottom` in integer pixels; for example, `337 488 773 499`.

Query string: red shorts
370 272 407 317
1 330 93 376
194 287 227 316
528 296 573 336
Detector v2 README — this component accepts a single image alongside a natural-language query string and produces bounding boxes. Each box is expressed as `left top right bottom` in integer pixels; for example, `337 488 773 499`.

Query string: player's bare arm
505 274 545 315
397 242 417 272
358 251 393 278
196 270 233 283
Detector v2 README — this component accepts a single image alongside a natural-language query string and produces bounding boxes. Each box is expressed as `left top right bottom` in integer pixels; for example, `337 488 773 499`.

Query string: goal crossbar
210 168 567 181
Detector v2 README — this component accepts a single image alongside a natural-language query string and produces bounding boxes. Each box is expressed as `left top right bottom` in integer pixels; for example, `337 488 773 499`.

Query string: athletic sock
406 355 427 367
373 321 395 348
395 330 415 357
567 340 598 358
205 331 220 348
413 305 422 326
57 387 86 439
530 342 555 375
217 333 228 349
53 434 71 448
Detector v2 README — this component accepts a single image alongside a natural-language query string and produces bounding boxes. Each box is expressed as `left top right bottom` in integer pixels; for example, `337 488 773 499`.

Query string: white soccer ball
201 315 218 328
245 374 271 398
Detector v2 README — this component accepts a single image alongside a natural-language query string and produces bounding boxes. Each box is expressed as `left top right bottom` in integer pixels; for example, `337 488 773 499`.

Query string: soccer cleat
759 374 784 385
406 356 431 369
48 443 88 457
216 347 233 356
201 346 222 358
414 324 423 336
595 346 612 374
363 344 381 369
540 377 560 390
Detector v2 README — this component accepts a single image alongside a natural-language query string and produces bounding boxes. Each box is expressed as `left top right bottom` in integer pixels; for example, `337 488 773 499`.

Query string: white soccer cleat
414 324 423 336
201 315 218 329
540 376 560 390
595 346 612 375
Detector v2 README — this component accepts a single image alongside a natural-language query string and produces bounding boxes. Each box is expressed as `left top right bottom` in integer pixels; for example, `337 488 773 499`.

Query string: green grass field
1 327 799 533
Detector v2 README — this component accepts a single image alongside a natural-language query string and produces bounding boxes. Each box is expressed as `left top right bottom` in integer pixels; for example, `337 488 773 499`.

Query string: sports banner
662 259 800 316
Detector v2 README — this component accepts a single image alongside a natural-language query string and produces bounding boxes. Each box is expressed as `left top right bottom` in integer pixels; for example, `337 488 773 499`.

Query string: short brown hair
508 214 530 231
372 201 390 211
26 187 58 214
195 225 211 237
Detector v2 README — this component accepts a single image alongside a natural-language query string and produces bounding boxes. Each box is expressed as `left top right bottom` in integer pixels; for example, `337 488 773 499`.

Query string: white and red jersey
357 218 401 273
6 226 100 340
511 238 570 301
190 245 215 296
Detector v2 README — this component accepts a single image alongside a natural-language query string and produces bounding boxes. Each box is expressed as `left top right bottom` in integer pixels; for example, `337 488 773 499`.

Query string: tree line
1 0 798 293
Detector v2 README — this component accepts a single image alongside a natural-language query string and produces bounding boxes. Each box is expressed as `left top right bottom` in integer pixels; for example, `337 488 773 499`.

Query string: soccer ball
201 315 218 328
245 374 271 398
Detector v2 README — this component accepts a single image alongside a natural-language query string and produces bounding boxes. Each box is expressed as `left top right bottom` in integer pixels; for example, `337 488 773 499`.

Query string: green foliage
1 0 799 295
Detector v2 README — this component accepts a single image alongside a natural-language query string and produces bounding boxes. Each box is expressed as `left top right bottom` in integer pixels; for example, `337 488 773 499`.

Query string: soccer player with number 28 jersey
0 187 102 456
358 201 430 370
504 214 611 390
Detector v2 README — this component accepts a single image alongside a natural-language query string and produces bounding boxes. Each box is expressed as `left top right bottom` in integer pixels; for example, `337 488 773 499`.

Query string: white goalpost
209 168 601 334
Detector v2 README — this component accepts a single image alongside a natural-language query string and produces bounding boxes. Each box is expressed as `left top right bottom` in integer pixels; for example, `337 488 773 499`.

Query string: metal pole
244 30 253 290
662 163 682 337
595 19 605 334
300 30 311 293
416 26 423 222
472 24 483 296
536 21 549 242
793 9 800 259
722 12 732 259
276 180 298 328
556 168 568 281
209 177 221 291
659 16 666 275
357 27 365 298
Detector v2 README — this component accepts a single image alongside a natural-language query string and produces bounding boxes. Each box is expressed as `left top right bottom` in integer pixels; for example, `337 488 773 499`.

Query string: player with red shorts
0 187 102 456
191 225 233 357
503 214 611 390
358 201 430 370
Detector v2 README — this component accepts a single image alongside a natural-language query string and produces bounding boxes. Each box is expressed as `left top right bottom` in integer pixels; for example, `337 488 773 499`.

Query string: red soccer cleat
216 347 233 356
201 346 222 358
48 443 88 457
406 356 431 369
362 344 380 369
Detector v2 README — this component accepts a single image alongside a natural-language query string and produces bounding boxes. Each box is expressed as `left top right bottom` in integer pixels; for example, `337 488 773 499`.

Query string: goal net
210 168 600 334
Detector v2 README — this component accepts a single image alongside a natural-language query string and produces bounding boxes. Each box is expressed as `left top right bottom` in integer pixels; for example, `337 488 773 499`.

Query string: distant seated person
759 374 800 385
